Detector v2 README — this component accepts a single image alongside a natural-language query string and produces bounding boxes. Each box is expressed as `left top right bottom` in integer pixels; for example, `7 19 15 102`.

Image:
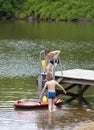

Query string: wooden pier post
78 84 83 104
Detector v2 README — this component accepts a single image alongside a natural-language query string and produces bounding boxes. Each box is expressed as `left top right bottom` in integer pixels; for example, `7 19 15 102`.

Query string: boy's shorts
47 91 56 99
50 59 59 65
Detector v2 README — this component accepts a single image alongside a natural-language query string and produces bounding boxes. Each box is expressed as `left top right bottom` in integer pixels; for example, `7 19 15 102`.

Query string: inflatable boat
14 98 63 109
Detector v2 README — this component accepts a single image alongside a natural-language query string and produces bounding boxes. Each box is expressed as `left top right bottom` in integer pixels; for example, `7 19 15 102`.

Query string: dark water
0 21 94 130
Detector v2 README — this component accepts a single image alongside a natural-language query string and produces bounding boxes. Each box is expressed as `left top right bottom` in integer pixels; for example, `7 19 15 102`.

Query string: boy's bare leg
52 99 56 111
48 99 52 112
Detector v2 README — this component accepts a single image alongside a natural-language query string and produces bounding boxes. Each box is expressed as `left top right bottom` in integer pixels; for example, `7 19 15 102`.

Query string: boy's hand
39 96 42 101
64 91 67 94
63 90 67 94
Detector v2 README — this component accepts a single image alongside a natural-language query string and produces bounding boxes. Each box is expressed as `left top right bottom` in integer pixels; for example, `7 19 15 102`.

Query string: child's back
46 80 56 92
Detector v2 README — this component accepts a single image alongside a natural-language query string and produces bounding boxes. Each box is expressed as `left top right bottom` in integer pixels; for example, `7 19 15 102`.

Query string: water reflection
0 105 94 130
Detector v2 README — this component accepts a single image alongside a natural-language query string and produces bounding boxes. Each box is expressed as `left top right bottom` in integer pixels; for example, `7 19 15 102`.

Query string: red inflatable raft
14 98 63 109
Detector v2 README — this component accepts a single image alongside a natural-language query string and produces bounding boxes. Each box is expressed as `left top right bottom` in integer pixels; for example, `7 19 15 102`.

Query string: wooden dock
55 69 94 85
37 69 94 105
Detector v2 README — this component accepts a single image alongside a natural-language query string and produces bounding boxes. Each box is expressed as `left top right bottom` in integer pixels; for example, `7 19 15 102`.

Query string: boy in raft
39 72 67 112
44 50 60 75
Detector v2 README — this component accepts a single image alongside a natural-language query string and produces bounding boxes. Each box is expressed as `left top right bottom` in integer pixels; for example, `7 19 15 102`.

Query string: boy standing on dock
44 50 60 75
39 72 67 112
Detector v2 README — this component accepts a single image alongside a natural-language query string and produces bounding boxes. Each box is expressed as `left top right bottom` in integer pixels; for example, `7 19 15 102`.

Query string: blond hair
46 72 53 81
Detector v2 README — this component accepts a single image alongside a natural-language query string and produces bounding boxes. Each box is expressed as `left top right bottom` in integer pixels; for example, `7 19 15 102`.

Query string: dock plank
55 69 94 81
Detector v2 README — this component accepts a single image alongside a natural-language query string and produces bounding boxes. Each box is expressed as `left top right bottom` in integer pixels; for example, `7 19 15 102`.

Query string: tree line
0 0 94 21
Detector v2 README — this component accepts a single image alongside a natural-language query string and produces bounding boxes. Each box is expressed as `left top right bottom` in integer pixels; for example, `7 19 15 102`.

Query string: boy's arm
39 82 47 100
56 82 67 94
53 50 61 60
44 56 48 71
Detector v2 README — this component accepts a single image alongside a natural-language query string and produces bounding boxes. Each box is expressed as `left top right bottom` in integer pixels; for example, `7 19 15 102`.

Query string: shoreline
0 17 94 23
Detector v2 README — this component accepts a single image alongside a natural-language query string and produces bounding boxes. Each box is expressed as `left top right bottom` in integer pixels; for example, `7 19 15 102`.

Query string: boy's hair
45 50 50 55
46 72 53 81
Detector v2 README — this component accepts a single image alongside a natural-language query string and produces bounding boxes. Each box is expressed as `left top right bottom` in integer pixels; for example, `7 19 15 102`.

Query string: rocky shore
75 122 94 130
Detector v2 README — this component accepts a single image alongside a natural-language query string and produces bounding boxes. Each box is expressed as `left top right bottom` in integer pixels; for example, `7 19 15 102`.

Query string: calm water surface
0 21 94 130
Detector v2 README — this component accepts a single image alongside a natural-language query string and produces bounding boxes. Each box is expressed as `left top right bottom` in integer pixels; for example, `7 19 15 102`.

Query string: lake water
0 20 94 130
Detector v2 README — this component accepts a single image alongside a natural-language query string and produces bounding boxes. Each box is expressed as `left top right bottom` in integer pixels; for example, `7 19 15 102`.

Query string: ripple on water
0 40 94 77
